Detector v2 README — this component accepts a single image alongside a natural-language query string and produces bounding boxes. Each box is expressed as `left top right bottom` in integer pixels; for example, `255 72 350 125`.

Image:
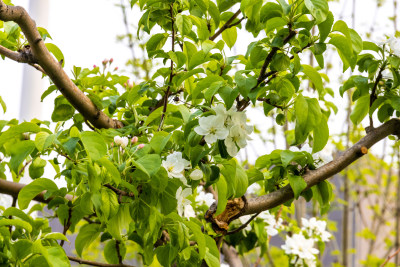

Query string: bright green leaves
176 14 193 36
80 131 107 161
0 219 32 233
294 95 329 152
51 96 75 122
311 180 332 214
288 174 307 199
329 20 363 72
146 33 168 58
304 0 329 24
29 157 47 179
133 154 161 178
75 224 101 257
219 158 248 199
0 122 40 147
235 72 257 98
222 27 237 49
45 43 65 67
350 94 370 126
301 64 324 95
18 178 59 210
9 140 35 174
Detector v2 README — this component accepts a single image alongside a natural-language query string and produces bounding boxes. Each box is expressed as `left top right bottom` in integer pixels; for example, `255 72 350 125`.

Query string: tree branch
221 243 242 267
0 179 73 203
209 9 242 41
68 256 135 267
243 118 400 215
0 2 123 129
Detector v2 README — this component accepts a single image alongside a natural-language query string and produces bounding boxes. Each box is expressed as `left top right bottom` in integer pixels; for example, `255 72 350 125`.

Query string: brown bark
0 1 123 129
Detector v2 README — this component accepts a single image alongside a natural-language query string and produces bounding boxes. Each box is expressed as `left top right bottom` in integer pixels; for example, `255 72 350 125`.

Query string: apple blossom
162 152 190 185
114 136 129 148
190 169 203 180
282 233 319 260
301 217 332 242
176 187 195 219
194 115 229 144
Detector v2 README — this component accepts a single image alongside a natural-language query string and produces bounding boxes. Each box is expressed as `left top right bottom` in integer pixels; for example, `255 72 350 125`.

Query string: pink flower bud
110 58 114 64
110 142 114 147
114 67 118 71
138 144 145 149
123 83 127 88
93 65 97 68
102 59 108 65
131 136 138 144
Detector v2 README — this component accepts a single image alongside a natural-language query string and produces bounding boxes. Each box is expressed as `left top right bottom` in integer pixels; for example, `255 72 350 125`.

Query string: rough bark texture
0 1 123 129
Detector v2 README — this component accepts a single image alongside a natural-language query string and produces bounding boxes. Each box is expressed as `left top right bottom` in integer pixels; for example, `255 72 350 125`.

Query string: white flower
176 187 195 219
259 210 283 236
301 217 332 242
387 36 400 57
225 125 248 157
239 215 252 231
190 169 203 180
162 152 190 185
282 233 319 260
195 186 215 206
114 136 129 148
246 183 261 194
194 115 229 144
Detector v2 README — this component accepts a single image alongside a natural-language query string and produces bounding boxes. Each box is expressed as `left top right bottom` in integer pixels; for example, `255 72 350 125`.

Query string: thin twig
210 9 242 41
380 247 400 267
68 256 135 267
226 212 260 235
18 159 32 178
158 4 175 131
369 65 385 129
60 206 72 247
104 184 135 198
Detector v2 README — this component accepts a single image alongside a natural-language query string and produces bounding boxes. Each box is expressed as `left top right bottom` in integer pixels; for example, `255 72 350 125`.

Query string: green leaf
350 94 370 126
265 17 287 33
134 154 161 177
208 1 220 27
9 140 35 174
3 207 34 225
184 221 206 259
280 150 296 167
104 240 126 264
28 157 47 179
317 11 333 42
216 175 228 215
0 95 6 113
97 157 121 185
100 188 119 220
43 233 69 242
329 34 355 72
45 43 64 67
75 224 101 257
0 122 40 147
47 247 70 267
302 64 324 94
80 131 107 161
288 174 307 199
176 14 192 36
313 114 329 153
304 0 329 24
18 178 58 209
222 26 237 49
146 33 168 57
0 218 32 233
204 235 220 267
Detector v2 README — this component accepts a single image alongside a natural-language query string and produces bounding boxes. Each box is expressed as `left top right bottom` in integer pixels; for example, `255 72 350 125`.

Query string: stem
158 4 175 131
395 149 400 265
209 10 242 41
369 65 385 129
60 207 72 247
226 212 260 235
68 256 134 267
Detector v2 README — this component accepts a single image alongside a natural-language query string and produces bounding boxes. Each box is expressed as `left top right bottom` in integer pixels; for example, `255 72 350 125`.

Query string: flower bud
114 67 118 71
110 58 114 64
102 59 108 65
190 169 203 180
93 65 97 69
131 136 138 144
138 144 145 149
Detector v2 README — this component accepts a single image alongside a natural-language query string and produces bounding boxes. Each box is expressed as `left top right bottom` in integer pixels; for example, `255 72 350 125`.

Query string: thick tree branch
0 179 73 203
243 118 400 215
221 243 242 267
68 256 135 267
0 2 123 129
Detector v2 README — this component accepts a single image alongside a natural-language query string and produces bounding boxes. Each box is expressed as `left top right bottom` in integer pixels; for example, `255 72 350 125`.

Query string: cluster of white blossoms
162 152 208 218
114 136 129 148
238 210 283 235
282 217 332 267
195 186 215 206
194 104 253 157
385 36 400 57
290 143 333 168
